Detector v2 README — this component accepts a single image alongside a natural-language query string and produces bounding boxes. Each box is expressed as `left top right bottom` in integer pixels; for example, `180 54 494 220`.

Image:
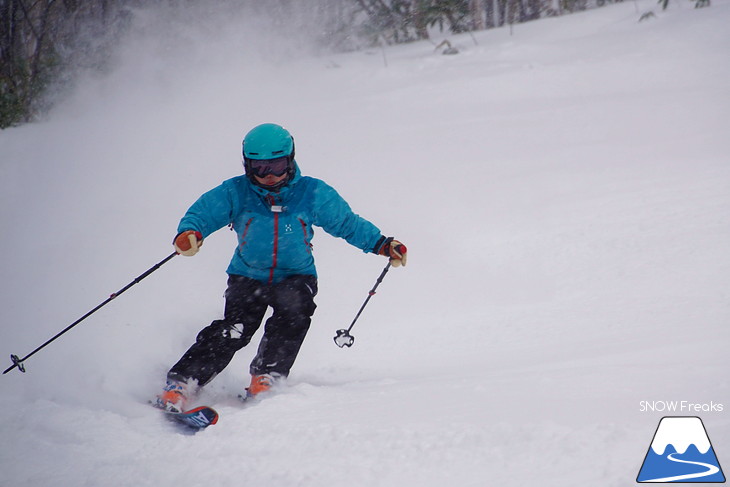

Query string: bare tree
1 0 59 126
0 0 128 128
470 0 485 29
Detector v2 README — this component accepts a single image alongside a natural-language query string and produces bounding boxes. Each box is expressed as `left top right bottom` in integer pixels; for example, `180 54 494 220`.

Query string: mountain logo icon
637 416 725 483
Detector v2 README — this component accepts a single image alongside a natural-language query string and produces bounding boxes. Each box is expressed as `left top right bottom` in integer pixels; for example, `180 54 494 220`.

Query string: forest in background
0 0 707 128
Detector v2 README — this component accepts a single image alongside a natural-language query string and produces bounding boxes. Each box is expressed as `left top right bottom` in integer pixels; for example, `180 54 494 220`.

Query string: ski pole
333 261 393 348
3 251 178 375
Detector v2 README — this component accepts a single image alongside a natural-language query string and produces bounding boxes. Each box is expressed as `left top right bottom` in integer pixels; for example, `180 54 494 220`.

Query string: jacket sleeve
311 180 384 253
176 180 238 238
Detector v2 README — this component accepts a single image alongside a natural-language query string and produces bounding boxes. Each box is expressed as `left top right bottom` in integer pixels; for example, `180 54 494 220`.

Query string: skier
155 123 407 412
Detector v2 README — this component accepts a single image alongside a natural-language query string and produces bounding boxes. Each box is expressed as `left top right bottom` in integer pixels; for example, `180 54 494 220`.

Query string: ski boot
154 379 189 413
244 373 277 400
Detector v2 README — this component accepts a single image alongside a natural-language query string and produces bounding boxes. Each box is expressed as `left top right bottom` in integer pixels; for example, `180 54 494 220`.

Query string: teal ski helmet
242 123 295 188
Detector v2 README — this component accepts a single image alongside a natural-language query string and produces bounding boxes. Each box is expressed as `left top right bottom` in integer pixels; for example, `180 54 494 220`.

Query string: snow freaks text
639 401 724 413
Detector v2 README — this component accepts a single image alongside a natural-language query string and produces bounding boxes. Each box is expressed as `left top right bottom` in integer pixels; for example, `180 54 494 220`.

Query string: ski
160 405 219 431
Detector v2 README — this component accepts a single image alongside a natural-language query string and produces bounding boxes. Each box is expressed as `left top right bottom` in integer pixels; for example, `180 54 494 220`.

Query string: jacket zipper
239 217 253 250
268 195 279 284
299 218 313 253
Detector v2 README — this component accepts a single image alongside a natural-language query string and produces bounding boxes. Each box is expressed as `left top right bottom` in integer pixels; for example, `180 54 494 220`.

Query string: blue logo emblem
637 416 725 483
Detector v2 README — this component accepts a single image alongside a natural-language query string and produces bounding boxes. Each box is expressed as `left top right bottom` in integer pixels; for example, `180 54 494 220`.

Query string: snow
1 1 729 486
650 417 711 454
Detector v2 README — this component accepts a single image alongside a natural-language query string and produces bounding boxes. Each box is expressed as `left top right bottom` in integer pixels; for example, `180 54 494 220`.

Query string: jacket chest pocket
280 216 313 254
234 216 255 249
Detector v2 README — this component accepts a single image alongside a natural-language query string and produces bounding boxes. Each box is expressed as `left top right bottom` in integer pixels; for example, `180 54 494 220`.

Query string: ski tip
184 405 219 425
153 402 219 430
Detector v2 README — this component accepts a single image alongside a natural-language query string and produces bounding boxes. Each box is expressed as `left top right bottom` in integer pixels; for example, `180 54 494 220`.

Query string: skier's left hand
379 237 407 267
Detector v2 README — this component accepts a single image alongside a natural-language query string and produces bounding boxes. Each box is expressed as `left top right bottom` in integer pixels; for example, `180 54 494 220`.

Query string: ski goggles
247 156 290 178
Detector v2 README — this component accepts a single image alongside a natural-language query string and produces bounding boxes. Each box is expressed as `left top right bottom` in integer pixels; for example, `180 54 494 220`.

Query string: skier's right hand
174 230 203 256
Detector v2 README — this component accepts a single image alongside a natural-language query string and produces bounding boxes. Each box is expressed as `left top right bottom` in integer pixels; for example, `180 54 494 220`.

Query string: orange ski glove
174 230 203 256
378 237 407 267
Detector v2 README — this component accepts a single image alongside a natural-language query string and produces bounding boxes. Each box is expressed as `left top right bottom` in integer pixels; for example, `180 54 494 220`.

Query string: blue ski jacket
177 163 385 284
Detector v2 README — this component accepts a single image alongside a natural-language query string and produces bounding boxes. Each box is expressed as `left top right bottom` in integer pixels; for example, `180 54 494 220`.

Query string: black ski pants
168 274 317 387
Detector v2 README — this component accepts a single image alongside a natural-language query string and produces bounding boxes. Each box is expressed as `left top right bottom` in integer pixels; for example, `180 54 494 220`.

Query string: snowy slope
1 1 729 486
